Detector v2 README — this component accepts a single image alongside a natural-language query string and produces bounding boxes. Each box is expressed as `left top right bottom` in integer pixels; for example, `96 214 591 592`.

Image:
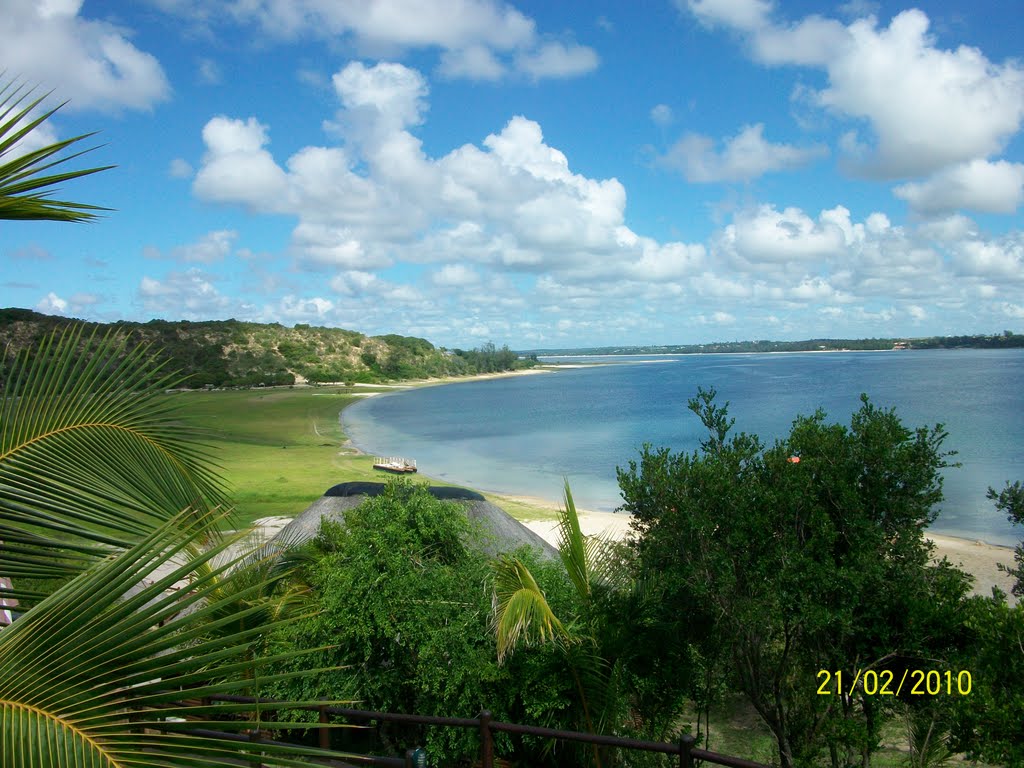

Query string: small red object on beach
787 456 801 463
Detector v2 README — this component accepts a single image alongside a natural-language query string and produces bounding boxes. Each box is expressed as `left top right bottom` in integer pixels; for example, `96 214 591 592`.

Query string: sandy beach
501 493 1018 602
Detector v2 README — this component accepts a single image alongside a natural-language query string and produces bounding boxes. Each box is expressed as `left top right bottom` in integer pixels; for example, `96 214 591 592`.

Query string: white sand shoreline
489 492 1017 602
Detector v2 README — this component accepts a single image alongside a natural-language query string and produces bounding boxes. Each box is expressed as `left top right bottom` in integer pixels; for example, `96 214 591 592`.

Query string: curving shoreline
337 371 1019 602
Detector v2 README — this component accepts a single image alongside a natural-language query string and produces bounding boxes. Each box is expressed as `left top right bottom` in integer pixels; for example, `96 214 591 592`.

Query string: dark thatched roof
271 482 557 559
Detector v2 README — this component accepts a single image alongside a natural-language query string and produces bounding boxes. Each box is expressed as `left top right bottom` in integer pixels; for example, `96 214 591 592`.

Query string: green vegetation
614 388 1017 768
943 482 1024 767
5 325 1021 766
987 480 1024 596
0 77 113 221
0 325 226 603
167 385 376 526
265 481 582 765
0 308 537 388
948 595 1024 767
0 328 350 766
493 482 634 766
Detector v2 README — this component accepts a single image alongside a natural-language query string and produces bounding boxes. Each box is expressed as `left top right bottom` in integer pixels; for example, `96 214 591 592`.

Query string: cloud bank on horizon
2 0 1023 347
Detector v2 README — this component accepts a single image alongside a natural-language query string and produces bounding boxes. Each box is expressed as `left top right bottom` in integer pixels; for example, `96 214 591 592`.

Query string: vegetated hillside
0 308 534 388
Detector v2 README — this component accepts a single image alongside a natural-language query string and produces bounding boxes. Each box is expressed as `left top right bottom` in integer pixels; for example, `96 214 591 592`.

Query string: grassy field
171 385 394 527
169 383 548 528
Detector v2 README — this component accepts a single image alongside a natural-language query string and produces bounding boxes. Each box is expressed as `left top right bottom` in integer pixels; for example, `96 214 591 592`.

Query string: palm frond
903 709 953 768
557 479 591 600
492 555 567 662
556 480 631 599
0 510 350 767
0 78 112 222
0 325 229 595
563 639 626 735
192 529 313 650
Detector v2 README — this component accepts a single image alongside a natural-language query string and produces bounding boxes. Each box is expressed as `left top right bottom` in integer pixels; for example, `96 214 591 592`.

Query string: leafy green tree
948 595 1024 767
265 481 579 765
617 388 969 768
988 480 1024 596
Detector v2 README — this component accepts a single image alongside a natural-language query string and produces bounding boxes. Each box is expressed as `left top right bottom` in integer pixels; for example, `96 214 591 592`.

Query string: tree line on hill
0 308 535 388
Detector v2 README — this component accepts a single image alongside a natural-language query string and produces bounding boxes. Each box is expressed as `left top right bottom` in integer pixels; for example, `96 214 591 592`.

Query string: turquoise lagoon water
343 350 1024 546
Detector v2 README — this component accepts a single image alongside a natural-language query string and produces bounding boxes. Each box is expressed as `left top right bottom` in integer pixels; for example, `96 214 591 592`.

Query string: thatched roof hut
270 482 557 559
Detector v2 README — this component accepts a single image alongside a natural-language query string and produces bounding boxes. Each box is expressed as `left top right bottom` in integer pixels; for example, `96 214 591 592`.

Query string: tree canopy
617 388 973 768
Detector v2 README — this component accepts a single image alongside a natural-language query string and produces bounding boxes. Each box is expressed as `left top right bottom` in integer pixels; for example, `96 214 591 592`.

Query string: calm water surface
343 350 1024 546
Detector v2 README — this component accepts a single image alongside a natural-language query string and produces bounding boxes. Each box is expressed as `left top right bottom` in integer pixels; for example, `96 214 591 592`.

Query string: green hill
0 308 533 388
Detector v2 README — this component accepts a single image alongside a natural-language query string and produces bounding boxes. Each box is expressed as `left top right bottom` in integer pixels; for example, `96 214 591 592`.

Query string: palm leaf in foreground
0 511 349 767
0 77 113 222
492 555 568 662
492 482 630 762
0 325 228 598
555 480 629 598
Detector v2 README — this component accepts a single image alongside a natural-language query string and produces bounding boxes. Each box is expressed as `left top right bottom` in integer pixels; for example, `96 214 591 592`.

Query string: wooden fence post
318 705 330 750
479 710 494 768
679 733 696 768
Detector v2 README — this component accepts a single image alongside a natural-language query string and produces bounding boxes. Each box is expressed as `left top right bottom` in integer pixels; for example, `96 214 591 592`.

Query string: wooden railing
165 693 772 768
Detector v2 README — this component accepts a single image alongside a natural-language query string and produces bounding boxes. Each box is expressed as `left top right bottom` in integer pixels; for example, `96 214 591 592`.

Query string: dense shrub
262 481 580 765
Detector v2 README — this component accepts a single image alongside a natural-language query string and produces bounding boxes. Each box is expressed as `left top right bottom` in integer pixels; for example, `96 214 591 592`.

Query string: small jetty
372 457 418 474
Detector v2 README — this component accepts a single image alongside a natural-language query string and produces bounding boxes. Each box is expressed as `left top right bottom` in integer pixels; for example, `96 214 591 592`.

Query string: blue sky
2 0 1023 348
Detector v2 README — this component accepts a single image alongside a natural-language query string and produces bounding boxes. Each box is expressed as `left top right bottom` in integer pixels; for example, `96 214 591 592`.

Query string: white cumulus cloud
894 160 1024 215
191 62 700 284
661 123 827 182
193 117 289 210
36 291 68 314
515 41 599 80
139 269 235 318
680 4 1024 179
0 0 169 113
156 0 596 82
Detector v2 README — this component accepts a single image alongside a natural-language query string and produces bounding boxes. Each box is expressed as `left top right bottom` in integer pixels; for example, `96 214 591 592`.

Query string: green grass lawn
169 384 519 528
169 383 561 529
170 386 394 527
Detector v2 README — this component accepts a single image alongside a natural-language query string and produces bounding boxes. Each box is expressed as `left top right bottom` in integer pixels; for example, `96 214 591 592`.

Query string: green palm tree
1 325 227 604
0 86 356 765
0 77 112 221
0 510 349 767
492 481 629 763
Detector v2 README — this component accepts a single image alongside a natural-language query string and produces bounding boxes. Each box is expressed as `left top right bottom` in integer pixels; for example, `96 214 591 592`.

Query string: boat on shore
373 457 418 474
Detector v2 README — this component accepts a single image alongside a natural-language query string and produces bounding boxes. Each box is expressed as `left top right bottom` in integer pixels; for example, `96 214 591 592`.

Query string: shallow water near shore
344 349 1024 546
